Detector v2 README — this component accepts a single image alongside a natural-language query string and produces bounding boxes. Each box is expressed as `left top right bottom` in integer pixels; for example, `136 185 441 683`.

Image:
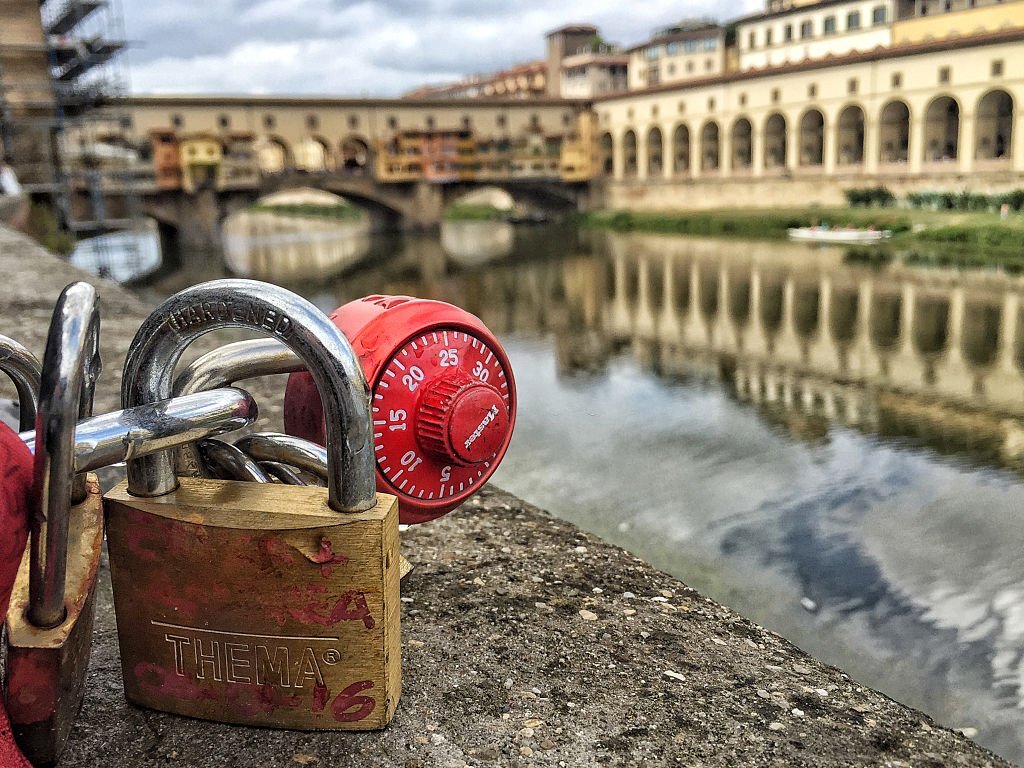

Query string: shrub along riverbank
581 207 1024 256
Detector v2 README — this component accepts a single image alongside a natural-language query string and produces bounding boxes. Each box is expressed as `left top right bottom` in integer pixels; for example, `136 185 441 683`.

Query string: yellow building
179 132 222 193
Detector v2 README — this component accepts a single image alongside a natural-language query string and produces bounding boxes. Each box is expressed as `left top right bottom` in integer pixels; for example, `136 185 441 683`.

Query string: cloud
122 0 763 95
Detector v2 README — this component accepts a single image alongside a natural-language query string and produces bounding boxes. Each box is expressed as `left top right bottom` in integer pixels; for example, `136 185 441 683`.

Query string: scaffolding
0 0 142 244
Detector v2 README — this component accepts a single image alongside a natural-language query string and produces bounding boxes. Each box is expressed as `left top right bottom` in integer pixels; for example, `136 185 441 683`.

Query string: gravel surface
0 225 1009 766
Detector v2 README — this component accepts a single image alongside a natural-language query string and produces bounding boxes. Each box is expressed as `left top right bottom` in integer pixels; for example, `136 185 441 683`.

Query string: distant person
0 157 22 196
0 157 29 232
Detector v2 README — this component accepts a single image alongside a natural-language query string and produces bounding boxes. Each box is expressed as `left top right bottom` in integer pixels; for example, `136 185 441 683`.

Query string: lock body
4 474 103 766
105 474 401 729
285 296 517 523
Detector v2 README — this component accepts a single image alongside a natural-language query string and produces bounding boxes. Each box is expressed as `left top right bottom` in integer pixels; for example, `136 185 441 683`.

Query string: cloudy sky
122 0 760 96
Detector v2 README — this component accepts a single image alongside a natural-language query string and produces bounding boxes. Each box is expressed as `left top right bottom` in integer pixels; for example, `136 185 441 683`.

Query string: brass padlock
103 280 402 730
5 282 103 766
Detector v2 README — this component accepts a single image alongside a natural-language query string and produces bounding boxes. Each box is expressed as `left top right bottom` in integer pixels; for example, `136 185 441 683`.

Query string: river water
138 211 1024 762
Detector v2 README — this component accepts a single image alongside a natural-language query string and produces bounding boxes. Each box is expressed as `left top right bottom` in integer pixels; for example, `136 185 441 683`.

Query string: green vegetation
26 203 76 255
843 186 897 208
906 189 1024 212
580 208 914 239
251 202 364 221
583 199 1024 258
443 203 506 221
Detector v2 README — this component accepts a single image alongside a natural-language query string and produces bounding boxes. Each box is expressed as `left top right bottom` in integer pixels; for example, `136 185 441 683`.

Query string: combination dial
284 295 516 524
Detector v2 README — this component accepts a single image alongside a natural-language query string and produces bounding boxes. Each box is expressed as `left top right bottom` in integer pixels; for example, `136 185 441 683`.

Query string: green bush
844 186 895 208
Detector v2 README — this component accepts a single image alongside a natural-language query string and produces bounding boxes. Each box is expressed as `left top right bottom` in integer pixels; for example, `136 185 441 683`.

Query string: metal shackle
235 432 329 483
259 461 310 486
122 279 376 512
19 387 259 473
0 334 43 433
198 439 271 483
171 337 303 478
31 282 101 628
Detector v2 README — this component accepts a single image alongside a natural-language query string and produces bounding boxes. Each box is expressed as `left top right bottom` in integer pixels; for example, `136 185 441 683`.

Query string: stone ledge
0 225 1007 766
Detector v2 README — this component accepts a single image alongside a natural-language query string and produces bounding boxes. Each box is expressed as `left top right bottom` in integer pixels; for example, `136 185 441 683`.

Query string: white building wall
738 0 894 71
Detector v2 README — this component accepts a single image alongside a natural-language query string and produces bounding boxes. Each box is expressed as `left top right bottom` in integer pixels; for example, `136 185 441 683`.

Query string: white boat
788 226 892 244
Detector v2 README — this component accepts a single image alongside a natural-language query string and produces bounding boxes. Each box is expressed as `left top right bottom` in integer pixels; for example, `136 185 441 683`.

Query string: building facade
627 23 726 90
595 29 1023 208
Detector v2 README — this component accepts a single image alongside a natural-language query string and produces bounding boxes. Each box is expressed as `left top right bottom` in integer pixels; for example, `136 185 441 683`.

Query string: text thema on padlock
284 296 517 524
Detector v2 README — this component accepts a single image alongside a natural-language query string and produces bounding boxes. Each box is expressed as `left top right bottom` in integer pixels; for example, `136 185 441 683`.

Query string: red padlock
0 423 34 768
284 295 516 524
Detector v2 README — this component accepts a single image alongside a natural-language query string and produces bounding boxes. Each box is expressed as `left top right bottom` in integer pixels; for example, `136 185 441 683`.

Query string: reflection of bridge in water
465 232 1024 471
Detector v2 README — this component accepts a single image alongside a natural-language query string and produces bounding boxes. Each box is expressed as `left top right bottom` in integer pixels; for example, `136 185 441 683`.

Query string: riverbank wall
597 170 1024 213
0 223 1009 766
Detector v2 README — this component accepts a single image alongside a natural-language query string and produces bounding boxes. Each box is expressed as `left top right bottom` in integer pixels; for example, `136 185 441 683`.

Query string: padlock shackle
0 334 42 433
19 387 259 473
235 432 328 482
198 438 271 483
258 461 309 486
122 280 376 512
30 282 101 629
173 338 301 395
171 338 301 479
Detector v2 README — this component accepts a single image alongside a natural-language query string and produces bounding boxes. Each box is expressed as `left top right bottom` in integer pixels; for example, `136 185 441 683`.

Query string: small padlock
103 280 402 730
284 295 517 523
4 282 103 767
0 419 36 768
0 333 43 432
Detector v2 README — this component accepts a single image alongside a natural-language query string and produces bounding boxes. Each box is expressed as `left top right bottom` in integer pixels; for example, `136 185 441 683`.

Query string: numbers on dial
372 329 510 501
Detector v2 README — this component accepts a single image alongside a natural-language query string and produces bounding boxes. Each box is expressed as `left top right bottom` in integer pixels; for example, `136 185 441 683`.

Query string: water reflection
154 222 1024 762
221 209 371 281
440 220 514 266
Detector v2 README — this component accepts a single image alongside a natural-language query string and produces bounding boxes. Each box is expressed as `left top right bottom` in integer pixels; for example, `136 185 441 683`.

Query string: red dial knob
283 295 516 524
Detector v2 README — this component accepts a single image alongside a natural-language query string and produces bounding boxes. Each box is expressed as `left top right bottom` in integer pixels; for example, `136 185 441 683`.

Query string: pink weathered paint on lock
331 680 377 723
225 681 301 718
312 683 329 713
268 591 375 630
6 654 58 724
309 537 349 578
135 661 219 702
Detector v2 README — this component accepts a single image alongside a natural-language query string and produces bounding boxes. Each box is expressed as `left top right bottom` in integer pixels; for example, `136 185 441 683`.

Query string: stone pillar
823 115 837 176
720 125 732 180
663 123 675 181
786 115 800 174
900 282 916 356
637 132 649 181
1015 111 1024 174
996 292 1020 373
612 130 625 181
863 116 879 176
752 119 764 178
959 113 975 174
909 109 924 175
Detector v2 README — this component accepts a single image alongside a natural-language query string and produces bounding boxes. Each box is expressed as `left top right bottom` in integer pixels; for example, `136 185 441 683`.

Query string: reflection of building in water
440 221 514 266
595 232 1024 469
221 210 370 282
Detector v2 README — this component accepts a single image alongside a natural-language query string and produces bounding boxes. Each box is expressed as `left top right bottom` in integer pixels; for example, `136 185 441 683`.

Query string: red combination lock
284 296 516 524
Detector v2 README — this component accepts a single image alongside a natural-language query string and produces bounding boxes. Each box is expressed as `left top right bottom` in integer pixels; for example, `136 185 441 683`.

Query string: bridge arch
700 121 720 172
879 99 911 163
255 135 292 174
975 89 1013 161
672 123 690 177
340 135 372 174
836 103 865 166
622 130 638 178
295 135 333 172
764 113 787 169
923 95 961 162
799 108 825 167
730 117 753 172
646 126 663 177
